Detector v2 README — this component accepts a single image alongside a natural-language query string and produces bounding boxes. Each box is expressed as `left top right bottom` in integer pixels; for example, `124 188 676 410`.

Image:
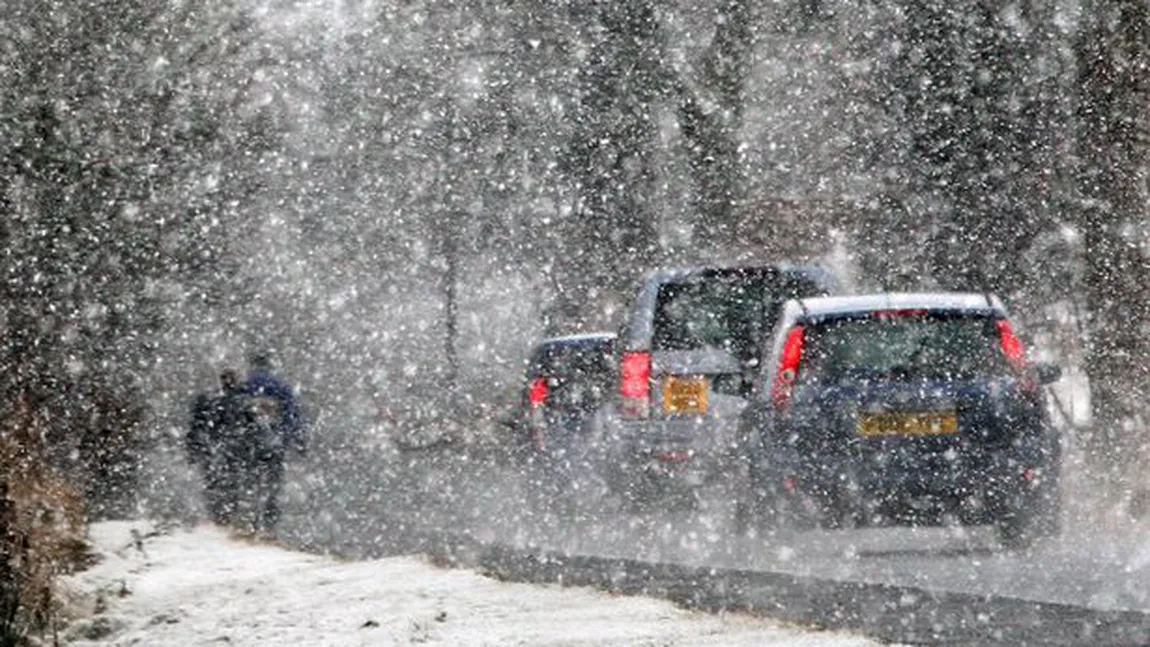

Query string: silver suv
598 263 839 508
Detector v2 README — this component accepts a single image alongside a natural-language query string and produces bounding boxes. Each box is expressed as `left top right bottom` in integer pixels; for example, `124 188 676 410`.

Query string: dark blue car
505 334 614 465
736 293 1062 549
501 333 617 513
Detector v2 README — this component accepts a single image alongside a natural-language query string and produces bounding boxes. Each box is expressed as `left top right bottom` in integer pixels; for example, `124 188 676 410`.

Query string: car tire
998 481 1060 551
615 476 653 515
739 484 809 536
820 493 855 530
521 458 552 516
734 498 752 535
734 493 766 537
732 453 782 536
736 492 795 537
997 513 1034 551
1130 488 1150 521
673 488 700 512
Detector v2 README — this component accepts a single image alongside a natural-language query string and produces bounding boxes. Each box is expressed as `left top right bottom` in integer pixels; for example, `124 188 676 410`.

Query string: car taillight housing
620 350 651 418
527 376 548 450
528 377 548 407
771 325 805 410
996 318 1036 392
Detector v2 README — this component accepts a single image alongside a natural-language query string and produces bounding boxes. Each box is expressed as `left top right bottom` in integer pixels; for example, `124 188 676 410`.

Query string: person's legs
258 457 285 533
217 454 248 526
203 463 229 524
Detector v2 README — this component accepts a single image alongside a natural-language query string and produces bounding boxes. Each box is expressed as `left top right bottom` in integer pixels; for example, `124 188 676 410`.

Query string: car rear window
652 277 763 360
799 313 1010 383
651 270 826 361
531 342 614 382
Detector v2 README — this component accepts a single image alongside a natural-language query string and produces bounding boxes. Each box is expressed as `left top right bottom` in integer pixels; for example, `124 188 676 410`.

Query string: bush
0 401 91 647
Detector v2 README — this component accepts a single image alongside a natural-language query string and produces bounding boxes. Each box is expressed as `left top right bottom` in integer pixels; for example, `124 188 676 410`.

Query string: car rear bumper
765 441 1055 505
603 415 742 489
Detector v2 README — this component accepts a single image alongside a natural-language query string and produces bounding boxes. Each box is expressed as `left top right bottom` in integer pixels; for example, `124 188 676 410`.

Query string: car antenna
797 298 810 316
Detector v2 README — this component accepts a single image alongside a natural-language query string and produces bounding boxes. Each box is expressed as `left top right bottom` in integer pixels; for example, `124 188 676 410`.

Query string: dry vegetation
0 399 93 647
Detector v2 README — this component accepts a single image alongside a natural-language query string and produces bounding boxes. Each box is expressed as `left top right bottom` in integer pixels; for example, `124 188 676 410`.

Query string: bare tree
1074 0 1150 480
675 0 754 253
868 0 1059 295
556 1 669 330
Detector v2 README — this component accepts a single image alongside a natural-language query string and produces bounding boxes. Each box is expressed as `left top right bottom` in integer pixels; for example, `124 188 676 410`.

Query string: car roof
618 262 841 349
528 333 616 375
789 292 1008 321
644 262 837 286
536 332 616 347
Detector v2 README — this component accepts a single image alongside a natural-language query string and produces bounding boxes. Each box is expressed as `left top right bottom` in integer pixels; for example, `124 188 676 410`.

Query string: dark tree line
1075 0 1150 477
0 0 288 516
559 1 668 325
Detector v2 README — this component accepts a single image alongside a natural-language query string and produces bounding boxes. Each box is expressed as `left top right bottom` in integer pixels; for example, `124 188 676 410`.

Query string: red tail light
528 377 548 407
771 325 805 410
996 319 1036 392
528 377 548 451
620 350 651 418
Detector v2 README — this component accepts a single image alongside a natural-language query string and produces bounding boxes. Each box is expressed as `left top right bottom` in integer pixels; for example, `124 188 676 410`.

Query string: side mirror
1035 362 1062 386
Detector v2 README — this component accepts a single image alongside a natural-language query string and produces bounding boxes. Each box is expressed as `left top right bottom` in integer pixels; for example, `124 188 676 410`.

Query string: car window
534 342 614 383
652 276 767 360
799 313 1010 383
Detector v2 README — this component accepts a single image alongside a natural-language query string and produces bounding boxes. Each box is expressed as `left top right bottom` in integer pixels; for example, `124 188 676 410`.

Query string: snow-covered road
277 445 1150 615
58 521 886 646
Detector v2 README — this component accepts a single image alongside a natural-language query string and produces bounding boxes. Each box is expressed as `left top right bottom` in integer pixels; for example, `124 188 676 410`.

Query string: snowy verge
54 520 882 646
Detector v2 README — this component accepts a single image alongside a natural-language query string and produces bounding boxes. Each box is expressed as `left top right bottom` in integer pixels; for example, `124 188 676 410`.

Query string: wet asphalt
276 439 1150 616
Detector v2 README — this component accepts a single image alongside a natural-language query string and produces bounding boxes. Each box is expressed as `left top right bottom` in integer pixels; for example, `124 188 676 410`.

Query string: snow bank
56 520 884 646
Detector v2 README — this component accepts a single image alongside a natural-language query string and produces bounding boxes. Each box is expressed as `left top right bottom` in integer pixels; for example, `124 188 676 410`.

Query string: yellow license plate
857 411 958 437
662 376 709 415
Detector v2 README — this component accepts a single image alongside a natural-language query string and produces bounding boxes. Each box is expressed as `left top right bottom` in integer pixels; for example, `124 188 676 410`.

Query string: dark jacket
187 393 216 467
242 370 305 458
188 387 257 467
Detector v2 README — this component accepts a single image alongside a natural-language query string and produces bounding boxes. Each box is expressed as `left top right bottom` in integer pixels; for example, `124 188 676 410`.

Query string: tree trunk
555 1 666 331
679 0 752 253
1075 0 1150 482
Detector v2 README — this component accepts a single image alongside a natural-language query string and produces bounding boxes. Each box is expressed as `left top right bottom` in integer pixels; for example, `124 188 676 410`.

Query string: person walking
187 369 251 524
238 351 304 534
187 383 220 520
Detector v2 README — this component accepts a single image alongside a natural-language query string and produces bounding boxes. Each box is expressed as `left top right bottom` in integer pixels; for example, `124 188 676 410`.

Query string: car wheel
734 497 754 536
671 488 700 512
740 484 808 535
1130 488 1150 521
997 512 1034 551
520 459 551 516
998 482 1060 551
734 493 774 538
726 457 756 536
821 494 856 530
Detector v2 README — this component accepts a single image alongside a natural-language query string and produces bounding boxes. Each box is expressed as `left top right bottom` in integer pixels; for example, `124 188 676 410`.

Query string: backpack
246 394 286 456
